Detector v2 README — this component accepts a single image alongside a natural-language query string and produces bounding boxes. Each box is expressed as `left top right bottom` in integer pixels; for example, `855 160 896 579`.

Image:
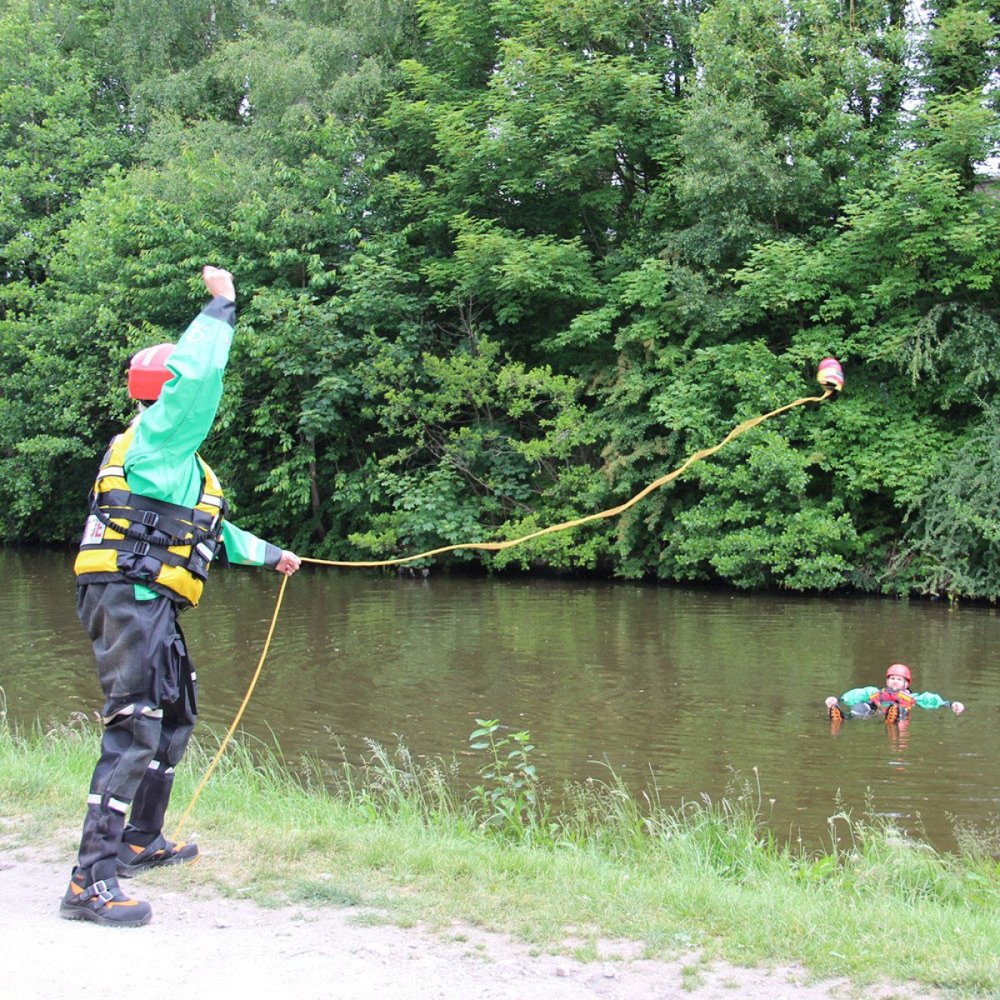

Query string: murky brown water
3 549 998 850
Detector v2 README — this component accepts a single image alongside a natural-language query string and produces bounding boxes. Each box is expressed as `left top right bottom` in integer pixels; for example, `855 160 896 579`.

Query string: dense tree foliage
2 0 998 597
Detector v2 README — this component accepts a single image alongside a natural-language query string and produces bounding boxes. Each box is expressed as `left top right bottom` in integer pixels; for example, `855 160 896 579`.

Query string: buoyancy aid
74 424 226 607
869 688 916 717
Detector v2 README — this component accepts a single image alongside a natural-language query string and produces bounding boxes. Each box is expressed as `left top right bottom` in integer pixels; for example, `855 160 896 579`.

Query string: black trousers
74 583 198 871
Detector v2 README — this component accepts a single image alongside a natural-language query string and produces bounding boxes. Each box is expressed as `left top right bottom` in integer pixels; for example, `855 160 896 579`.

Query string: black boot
60 858 152 927
117 831 199 877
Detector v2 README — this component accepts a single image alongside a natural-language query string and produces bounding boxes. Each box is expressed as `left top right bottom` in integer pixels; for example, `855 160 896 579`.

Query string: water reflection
2 548 998 851
886 718 911 764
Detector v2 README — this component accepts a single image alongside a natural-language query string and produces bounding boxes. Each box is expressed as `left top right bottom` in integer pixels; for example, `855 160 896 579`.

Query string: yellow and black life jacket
74 424 227 607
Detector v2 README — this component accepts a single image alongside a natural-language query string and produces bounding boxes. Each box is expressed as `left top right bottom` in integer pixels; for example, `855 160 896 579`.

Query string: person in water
825 663 965 724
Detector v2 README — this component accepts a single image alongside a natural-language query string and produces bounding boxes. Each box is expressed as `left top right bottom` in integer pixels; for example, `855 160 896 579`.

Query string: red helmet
886 663 912 684
128 343 176 401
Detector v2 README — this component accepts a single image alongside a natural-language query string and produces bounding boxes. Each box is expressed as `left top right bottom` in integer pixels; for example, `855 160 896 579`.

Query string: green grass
2 713 998 996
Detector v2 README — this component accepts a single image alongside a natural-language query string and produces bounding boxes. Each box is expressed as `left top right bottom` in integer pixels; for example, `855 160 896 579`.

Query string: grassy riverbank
2 716 998 996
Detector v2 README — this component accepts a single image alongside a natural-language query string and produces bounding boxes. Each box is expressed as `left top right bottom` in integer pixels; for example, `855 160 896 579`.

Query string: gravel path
1 844 946 1000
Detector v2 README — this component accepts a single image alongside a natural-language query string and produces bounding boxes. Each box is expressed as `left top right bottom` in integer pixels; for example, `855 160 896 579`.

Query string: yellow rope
170 572 289 841
302 388 832 568
171 385 832 836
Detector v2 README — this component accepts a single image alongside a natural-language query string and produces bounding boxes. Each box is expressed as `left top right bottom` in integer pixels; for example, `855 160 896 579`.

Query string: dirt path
2 843 944 1000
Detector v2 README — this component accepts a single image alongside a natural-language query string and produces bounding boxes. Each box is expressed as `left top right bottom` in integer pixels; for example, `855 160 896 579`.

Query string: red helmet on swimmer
128 343 176 401
886 663 911 684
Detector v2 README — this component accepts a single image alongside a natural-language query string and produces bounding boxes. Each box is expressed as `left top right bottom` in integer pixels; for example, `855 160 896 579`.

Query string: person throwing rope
62 266 300 927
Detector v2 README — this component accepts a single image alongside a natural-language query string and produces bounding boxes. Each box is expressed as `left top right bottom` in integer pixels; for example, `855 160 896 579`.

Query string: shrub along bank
3 1 1000 598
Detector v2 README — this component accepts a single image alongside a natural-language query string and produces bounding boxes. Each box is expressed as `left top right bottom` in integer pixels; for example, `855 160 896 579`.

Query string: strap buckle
85 879 114 903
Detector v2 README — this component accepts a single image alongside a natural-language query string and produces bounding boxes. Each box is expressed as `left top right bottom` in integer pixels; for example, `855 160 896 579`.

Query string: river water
3 549 998 851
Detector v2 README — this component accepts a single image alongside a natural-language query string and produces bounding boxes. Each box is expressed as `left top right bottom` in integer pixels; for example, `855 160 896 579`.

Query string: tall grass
2 707 998 995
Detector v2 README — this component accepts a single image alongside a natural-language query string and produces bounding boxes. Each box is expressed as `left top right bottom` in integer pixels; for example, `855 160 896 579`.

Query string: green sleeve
126 297 235 502
221 520 281 568
912 691 951 710
839 686 879 706
125 298 237 600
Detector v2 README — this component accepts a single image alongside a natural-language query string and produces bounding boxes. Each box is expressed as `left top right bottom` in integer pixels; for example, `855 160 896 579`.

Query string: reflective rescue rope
171 359 844 838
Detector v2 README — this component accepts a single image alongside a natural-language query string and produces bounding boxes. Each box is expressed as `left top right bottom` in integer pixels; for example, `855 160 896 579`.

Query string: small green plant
468 718 547 843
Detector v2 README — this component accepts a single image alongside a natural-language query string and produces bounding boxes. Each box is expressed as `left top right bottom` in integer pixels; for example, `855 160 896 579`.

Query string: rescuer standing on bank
62 266 301 927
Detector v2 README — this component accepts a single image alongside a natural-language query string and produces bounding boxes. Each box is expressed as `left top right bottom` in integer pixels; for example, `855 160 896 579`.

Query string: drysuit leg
77 701 163 870
126 676 198 840
74 583 187 869
126 624 198 841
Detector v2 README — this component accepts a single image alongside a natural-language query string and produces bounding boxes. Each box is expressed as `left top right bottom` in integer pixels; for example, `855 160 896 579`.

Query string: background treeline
1 0 998 596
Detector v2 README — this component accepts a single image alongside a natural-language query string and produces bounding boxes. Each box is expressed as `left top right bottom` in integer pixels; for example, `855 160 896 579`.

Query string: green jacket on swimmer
62 266 302 930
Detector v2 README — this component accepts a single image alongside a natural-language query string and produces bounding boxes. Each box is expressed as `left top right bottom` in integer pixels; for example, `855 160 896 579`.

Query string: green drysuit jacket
123 296 280 600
